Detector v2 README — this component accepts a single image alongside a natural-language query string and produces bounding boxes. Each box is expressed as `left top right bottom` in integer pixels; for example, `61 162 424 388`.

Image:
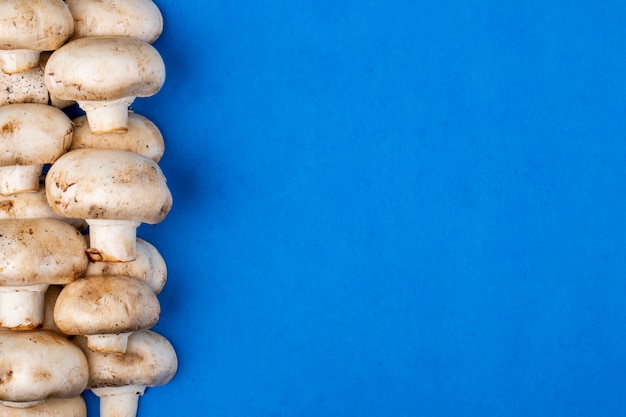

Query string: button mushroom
0 185 86 231
66 0 164 44
85 237 167 294
70 112 165 163
0 0 74 74
74 330 177 417
0 329 88 408
54 275 160 354
0 218 88 330
43 36 166 133
45 149 172 262
0 396 86 417
0 103 73 196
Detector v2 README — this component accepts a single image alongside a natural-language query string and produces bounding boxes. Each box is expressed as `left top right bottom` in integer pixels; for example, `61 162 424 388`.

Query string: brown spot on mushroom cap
0 330 88 403
54 275 160 335
45 149 172 224
0 218 88 286
44 36 165 102
74 330 177 388
0 0 74 51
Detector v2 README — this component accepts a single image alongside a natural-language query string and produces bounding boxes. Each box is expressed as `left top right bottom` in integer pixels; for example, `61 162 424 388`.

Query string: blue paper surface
88 1 626 415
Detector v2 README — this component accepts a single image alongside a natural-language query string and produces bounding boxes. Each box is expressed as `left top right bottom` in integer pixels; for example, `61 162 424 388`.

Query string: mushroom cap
0 396 86 416
0 0 74 51
44 36 165 102
66 0 163 44
0 330 88 403
0 104 72 166
86 237 167 294
45 149 172 224
54 275 160 336
71 113 165 162
0 218 88 286
75 330 177 388
0 185 86 230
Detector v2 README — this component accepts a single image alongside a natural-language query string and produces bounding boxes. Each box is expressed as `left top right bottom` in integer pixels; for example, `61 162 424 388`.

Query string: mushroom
45 149 172 262
0 103 73 196
74 330 177 417
0 66 48 106
0 0 74 74
54 275 160 354
0 330 88 408
0 218 88 330
86 237 167 294
44 36 166 133
66 0 164 44
70 112 165 162
0 396 86 417
0 185 86 230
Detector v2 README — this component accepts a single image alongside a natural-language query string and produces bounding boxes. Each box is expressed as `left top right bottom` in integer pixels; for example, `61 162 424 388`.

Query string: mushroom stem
0 164 43 196
0 284 48 329
87 332 131 354
0 50 40 74
77 97 136 134
92 385 145 417
86 219 140 262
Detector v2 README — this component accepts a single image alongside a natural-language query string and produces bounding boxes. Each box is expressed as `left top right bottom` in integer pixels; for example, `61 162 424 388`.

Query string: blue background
88 0 626 415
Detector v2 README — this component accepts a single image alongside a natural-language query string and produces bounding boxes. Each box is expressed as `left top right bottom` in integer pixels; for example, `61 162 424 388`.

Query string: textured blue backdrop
92 1 626 415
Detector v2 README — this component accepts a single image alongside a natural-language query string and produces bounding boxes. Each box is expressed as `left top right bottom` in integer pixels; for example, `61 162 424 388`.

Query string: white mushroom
45 149 172 262
86 237 167 294
0 103 72 195
54 275 160 354
71 112 165 162
0 218 88 330
0 396 86 416
74 330 177 417
0 330 88 408
0 0 74 74
66 0 164 44
44 36 166 133
0 185 86 230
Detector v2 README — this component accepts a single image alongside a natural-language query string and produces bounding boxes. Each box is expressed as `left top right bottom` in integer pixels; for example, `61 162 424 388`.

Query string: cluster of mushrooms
0 1 178 416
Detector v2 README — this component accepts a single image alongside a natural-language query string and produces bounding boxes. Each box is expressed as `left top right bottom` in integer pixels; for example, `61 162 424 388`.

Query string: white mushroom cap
0 0 74 74
71 113 165 163
66 0 163 44
0 396 86 416
46 149 172 261
44 37 165 133
0 185 86 230
0 218 88 329
75 330 177 417
86 237 167 294
0 66 48 106
0 104 72 195
54 275 160 353
0 330 88 407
